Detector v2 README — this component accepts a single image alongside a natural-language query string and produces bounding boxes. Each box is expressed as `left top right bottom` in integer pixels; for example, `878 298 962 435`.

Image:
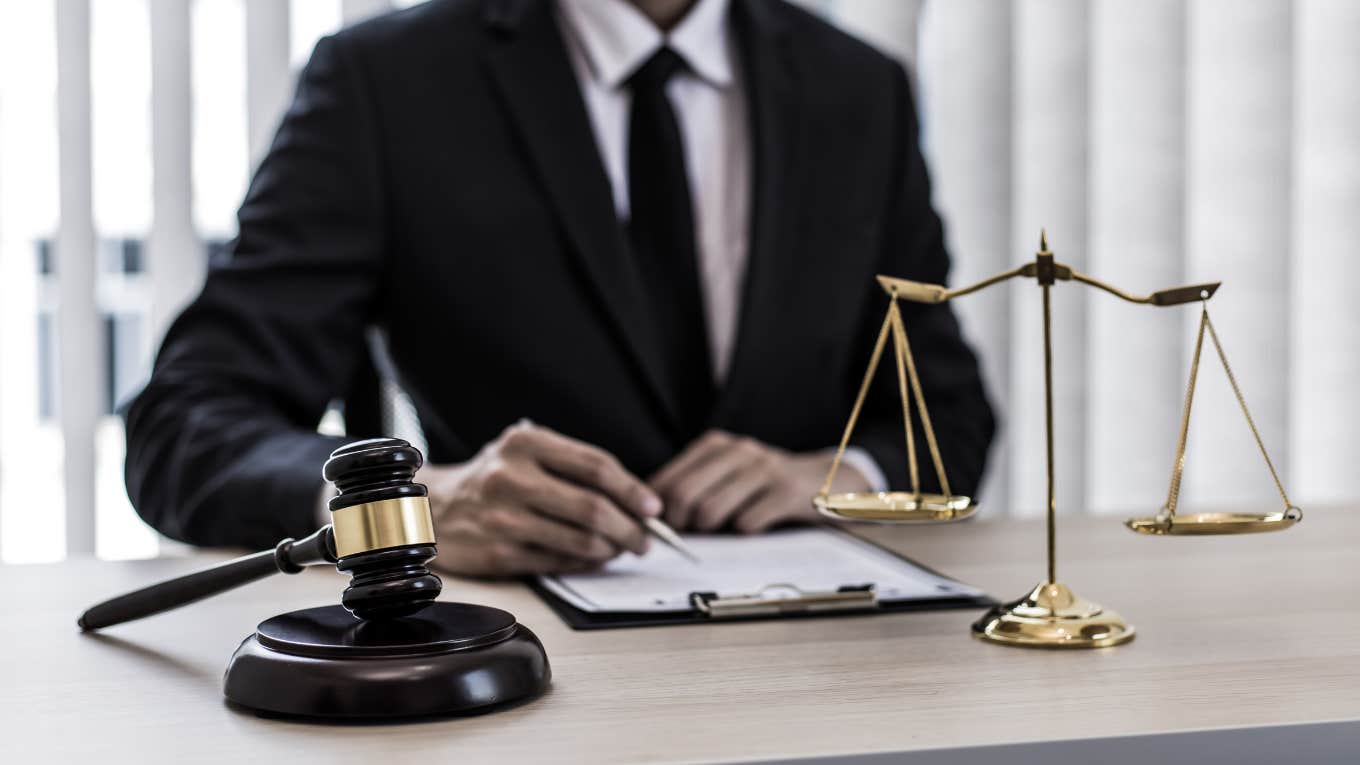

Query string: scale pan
1124 507 1301 536
813 492 976 523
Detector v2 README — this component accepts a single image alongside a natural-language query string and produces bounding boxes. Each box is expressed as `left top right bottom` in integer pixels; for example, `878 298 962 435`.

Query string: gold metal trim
330 496 435 558
1125 508 1302 536
818 290 962 512
875 275 949 303
825 230 1297 648
1070 271 1221 307
971 582 1135 649
691 584 878 618
814 492 975 522
1122 303 1300 536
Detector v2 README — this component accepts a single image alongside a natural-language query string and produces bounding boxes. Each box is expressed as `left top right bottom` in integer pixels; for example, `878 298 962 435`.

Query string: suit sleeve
848 62 996 498
124 34 386 550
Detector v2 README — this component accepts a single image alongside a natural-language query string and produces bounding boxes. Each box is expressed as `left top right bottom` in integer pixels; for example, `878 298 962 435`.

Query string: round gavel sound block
223 602 551 718
223 438 551 719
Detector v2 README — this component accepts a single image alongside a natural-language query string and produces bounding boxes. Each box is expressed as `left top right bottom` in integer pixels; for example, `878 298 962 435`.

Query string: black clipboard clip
689 583 878 619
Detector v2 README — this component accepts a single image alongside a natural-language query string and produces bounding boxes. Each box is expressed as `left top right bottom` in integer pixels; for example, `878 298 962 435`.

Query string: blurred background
0 0 1356 563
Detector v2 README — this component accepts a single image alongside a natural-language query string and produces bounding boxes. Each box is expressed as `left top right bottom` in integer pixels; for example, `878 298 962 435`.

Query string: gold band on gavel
330 496 436 558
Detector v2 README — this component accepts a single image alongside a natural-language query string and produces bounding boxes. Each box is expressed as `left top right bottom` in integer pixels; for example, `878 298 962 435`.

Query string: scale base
1125 507 1302 536
224 602 550 719
971 582 1134 649
814 492 977 523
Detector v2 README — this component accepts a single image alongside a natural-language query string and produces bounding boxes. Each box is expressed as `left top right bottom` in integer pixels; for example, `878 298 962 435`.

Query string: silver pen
508 416 698 562
642 516 701 563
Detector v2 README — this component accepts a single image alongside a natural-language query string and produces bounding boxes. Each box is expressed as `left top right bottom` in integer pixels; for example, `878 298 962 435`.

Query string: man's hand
650 430 872 534
419 422 661 577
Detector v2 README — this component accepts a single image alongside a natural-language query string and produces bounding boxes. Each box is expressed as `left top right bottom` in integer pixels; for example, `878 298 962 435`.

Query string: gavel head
323 438 442 619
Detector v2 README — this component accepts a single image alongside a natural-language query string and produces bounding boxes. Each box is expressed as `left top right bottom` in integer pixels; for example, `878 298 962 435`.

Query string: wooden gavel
78 437 442 630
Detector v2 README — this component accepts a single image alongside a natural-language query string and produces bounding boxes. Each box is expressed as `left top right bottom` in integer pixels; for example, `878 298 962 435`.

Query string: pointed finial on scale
1034 228 1057 285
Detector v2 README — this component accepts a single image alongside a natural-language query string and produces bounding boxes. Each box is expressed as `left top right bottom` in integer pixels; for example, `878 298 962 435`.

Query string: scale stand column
970 234 1135 649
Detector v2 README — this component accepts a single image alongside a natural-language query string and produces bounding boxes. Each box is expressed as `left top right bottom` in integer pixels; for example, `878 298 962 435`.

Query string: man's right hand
418 422 660 577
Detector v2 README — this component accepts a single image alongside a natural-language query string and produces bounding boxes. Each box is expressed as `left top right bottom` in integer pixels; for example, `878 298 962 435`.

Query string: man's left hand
650 430 872 534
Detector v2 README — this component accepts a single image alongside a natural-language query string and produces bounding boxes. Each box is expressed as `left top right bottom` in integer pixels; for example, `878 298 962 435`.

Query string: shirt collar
556 0 734 90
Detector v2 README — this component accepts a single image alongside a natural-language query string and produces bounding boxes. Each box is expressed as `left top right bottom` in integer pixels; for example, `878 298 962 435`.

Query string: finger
494 543 599 576
480 505 619 562
691 469 771 532
649 430 737 493
435 537 596 578
503 423 662 518
662 437 764 529
732 498 799 536
493 464 650 555
432 501 491 538
432 510 604 577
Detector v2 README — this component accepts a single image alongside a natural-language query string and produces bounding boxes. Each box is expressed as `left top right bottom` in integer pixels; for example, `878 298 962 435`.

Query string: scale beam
1072 272 1222 306
840 230 1297 649
877 268 1221 308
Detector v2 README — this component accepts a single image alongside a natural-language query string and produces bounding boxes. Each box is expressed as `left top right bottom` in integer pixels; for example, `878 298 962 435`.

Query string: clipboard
530 529 995 631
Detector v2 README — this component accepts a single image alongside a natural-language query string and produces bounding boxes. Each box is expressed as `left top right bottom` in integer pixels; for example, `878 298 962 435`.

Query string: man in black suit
125 0 994 576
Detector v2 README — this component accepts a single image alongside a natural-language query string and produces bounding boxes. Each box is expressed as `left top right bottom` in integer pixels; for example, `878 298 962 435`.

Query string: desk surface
3 507 1358 763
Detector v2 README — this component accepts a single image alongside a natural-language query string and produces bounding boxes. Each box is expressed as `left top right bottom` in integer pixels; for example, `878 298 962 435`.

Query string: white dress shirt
556 0 749 383
554 0 887 491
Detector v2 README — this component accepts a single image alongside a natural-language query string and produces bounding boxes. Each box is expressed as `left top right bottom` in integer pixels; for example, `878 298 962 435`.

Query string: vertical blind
909 0 1360 517
1 0 1357 562
1 0 401 561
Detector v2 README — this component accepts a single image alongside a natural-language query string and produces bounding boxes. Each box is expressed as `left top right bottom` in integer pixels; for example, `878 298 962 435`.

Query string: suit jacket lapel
715 2 801 421
482 0 682 429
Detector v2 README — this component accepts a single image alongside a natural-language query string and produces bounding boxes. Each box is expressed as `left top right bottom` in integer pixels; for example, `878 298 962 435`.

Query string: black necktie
627 47 714 438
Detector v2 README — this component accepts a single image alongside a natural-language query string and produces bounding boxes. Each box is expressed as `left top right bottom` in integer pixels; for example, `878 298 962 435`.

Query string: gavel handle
77 525 337 632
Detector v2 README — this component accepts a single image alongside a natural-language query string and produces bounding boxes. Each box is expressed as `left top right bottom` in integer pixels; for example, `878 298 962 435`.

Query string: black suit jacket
125 0 995 550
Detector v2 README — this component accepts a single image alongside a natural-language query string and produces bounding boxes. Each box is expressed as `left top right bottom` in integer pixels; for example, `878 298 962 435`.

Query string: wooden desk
3 508 1358 763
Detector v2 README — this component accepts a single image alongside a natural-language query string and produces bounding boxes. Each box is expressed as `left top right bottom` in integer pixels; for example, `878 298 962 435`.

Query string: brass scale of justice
814 231 1302 649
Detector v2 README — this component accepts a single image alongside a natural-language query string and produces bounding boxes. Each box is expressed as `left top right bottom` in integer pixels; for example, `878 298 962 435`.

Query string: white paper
539 527 982 613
